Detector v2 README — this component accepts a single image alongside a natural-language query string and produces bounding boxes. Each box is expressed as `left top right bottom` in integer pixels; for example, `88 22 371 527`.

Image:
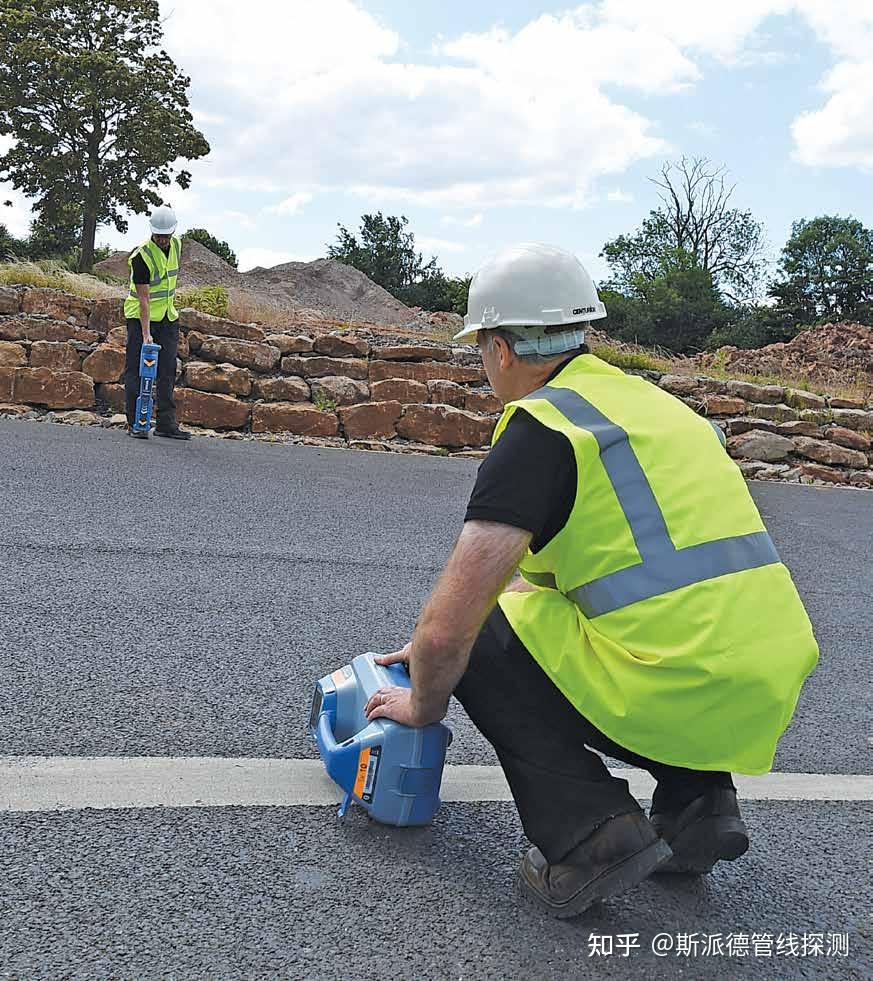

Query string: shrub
176 285 229 317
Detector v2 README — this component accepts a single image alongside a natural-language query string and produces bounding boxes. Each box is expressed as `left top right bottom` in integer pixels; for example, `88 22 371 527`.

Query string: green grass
312 391 337 412
177 285 229 318
0 260 120 299
590 344 671 374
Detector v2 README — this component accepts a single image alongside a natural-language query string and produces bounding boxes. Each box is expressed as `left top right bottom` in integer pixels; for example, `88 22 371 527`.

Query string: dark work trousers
124 317 179 430
453 606 736 865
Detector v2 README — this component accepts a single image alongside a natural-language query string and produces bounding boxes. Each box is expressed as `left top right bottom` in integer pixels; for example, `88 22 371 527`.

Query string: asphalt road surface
1 419 871 979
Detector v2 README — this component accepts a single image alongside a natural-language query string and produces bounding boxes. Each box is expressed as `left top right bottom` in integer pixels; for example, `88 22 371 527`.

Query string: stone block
313 334 370 358
88 298 126 337
428 379 466 408
397 404 495 448
0 287 19 315
198 336 280 372
185 361 253 397
748 403 798 423
96 383 125 412
658 375 699 397
791 436 868 469
726 429 794 462
822 426 870 452
82 344 126 383
12 368 94 409
726 381 785 404
252 376 310 402
465 391 503 415
178 308 265 342
266 334 314 354
175 389 251 429
370 378 429 403
310 375 370 407
21 288 91 325
795 463 848 484
702 395 747 416
369 360 486 385
281 356 368 380
831 409 873 433
251 402 339 436
339 401 402 439
0 317 98 345
376 344 451 362
0 340 27 367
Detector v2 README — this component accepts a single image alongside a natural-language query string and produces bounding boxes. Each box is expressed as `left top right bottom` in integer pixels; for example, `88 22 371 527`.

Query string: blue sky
2 1 871 288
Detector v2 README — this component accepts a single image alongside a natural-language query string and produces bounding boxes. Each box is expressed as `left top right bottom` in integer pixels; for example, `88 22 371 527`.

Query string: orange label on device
354 748 372 797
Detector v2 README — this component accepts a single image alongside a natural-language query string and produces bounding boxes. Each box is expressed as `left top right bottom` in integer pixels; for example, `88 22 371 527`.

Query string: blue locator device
133 342 160 434
310 653 452 827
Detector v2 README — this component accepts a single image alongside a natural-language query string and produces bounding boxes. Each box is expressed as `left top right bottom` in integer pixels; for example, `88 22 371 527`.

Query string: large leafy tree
601 260 731 354
328 213 438 296
602 156 766 302
328 212 470 313
0 0 209 271
769 216 873 325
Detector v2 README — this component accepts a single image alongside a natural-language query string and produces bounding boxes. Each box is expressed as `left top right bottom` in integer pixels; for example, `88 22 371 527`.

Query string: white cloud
791 61 873 168
442 213 484 227
158 1 674 212
237 247 314 272
266 192 314 217
606 189 634 203
416 236 468 256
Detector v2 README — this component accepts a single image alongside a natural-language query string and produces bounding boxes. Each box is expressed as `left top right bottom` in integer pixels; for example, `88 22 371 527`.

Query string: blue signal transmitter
310 653 452 826
133 342 160 434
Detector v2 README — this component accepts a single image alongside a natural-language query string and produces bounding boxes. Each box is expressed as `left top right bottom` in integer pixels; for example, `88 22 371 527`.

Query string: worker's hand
143 332 154 347
364 686 443 727
374 642 412 667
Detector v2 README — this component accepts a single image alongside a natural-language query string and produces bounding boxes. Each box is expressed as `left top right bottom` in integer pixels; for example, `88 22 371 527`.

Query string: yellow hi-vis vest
123 236 181 323
496 354 819 775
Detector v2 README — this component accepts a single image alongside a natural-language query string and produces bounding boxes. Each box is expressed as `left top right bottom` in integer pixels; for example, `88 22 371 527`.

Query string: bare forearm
139 299 151 338
408 521 531 718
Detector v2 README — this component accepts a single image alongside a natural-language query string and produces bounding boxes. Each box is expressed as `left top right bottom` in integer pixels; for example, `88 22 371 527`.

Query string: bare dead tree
649 156 767 301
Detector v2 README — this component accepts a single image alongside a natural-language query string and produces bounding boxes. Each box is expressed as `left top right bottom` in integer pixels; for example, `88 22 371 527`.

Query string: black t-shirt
464 357 579 553
131 241 171 285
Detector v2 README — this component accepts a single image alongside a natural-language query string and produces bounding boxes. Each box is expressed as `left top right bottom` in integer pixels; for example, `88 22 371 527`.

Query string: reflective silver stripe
150 289 169 299
569 531 779 618
166 268 179 277
520 384 781 617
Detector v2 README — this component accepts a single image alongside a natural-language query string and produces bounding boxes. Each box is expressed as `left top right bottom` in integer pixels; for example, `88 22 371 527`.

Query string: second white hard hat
454 243 606 344
149 205 178 235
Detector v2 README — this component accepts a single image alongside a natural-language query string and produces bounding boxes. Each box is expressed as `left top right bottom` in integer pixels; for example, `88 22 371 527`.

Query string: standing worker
123 205 190 440
364 243 819 918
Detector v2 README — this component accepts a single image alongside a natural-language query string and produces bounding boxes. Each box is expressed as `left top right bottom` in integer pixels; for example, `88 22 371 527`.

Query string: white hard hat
454 243 607 348
149 205 177 235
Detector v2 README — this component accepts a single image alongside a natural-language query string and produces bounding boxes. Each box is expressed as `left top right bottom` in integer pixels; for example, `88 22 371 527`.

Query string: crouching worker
365 243 819 918
123 205 190 440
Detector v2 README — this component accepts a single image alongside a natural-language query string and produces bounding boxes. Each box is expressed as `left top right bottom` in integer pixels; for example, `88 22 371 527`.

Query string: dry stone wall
0 285 872 487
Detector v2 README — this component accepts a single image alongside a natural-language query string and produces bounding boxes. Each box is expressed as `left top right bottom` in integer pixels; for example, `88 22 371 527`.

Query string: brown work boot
650 787 749 874
518 811 672 918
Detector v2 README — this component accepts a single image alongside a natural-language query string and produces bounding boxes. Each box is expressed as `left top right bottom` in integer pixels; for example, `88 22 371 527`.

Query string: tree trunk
78 197 97 273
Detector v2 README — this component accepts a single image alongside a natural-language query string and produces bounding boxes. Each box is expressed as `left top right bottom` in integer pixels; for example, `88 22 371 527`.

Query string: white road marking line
1 757 870 813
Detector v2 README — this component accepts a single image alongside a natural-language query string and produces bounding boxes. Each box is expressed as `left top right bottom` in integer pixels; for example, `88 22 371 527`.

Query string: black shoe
518 811 672 918
650 788 749 874
127 426 149 439
155 427 191 440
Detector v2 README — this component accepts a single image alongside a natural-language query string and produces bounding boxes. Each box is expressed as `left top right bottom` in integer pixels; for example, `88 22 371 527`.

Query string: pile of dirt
244 257 417 326
95 242 421 327
696 322 873 387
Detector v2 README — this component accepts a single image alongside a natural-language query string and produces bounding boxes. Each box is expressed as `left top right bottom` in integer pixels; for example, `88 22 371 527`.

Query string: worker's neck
509 357 573 401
